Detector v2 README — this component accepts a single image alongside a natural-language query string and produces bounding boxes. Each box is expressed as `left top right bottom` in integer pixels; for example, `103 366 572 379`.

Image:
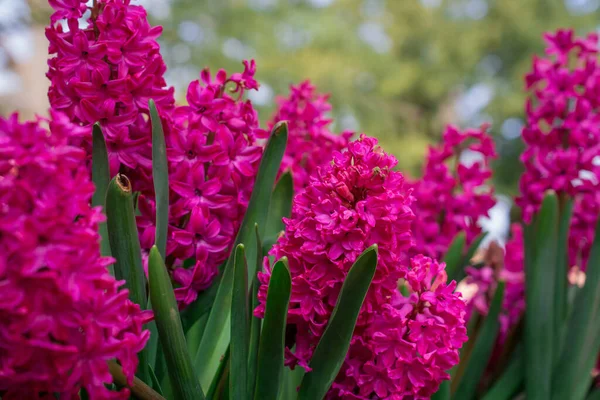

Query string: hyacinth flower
517 29 600 270
46 0 175 189
408 124 496 261
136 61 267 306
270 80 353 192
0 114 149 399
255 135 468 398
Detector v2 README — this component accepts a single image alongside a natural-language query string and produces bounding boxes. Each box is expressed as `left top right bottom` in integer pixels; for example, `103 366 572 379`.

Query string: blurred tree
153 0 599 192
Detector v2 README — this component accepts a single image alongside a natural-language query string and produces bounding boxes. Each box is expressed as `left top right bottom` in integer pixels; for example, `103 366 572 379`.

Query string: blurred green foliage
155 0 599 193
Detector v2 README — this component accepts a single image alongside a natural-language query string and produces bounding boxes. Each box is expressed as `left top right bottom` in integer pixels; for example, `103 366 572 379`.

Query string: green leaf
230 244 249 400
148 364 165 396
279 366 305 400
588 389 600 400
149 99 169 260
247 225 263 398
553 197 573 361
481 350 523 400
254 258 292 400
207 347 230 400
456 232 488 281
552 213 600 400
525 193 558 400
432 381 450 400
298 245 378 400
265 172 293 242
443 231 466 282
454 281 506 400
195 122 288 390
91 124 112 263
146 305 159 369
105 174 149 383
148 246 205 400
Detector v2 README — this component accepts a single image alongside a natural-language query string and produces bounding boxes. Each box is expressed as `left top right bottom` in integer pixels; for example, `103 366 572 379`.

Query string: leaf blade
91 124 112 260
298 245 378 400
195 122 288 390
444 231 466 282
149 99 169 260
253 258 292 400
265 171 293 242
230 244 249 400
148 246 205 400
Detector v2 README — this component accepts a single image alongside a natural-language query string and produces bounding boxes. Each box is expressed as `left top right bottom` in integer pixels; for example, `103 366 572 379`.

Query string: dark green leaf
454 232 488 282
91 123 112 261
588 388 600 400
149 99 169 260
148 246 205 400
553 197 573 362
444 232 466 282
149 364 165 396
146 305 159 369
230 244 249 400
552 212 600 400
525 193 558 400
298 245 378 400
207 347 230 400
254 258 292 400
481 350 523 400
454 281 506 400
195 122 288 390
279 366 305 400
265 172 293 242
247 225 263 398
432 381 450 400
105 174 149 383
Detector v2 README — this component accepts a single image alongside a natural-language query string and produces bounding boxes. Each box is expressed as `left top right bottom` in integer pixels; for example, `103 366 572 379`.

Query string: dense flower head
0 114 149 399
517 29 600 269
409 124 496 260
46 0 175 189
271 80 352 191
255 135 467 398
137 61 266 306
464 224 525 342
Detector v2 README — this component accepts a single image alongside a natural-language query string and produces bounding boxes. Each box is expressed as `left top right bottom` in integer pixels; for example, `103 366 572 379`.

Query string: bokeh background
1 0 599 211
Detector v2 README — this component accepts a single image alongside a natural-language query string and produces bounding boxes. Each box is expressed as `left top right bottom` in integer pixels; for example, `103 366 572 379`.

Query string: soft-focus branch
108 360 165 400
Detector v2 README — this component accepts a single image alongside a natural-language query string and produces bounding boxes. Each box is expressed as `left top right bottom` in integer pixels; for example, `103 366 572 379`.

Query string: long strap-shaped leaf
454 281 506 400
265 172 293 242
253 258 292 400
553 196 573 361
148 246 205 400
247 225 263 398
230 244 249 400
481 349 523 400
149 99 169 260
525 193 558 400
195 122 288 390
91 123 112 260
432 381 450 400
298 245 378 400
552 212 600 400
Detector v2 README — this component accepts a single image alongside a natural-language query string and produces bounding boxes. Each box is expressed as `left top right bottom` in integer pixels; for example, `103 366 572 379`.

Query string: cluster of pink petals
137 61 266 306
270 80 352 192
516 29 600 269
0 114 149 399
464 224 525 342
409 125 496 260
255 135 467 398
46 0 175 189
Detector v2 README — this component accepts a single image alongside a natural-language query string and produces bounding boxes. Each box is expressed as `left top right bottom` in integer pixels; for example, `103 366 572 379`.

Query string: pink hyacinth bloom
0 114 149 399
409 124 496 261
517 29 600 269
136 61 266 307
46 0 175 190
255 135 467 398
270 80 352 192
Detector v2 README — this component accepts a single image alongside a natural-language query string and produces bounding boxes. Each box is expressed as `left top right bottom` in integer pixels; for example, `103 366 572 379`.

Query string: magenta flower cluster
271 80 352 192
137 61 266 306
46 0 175 188
517 29 600 269
409 125 496 260
255 135 467 398
0 114 149 399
